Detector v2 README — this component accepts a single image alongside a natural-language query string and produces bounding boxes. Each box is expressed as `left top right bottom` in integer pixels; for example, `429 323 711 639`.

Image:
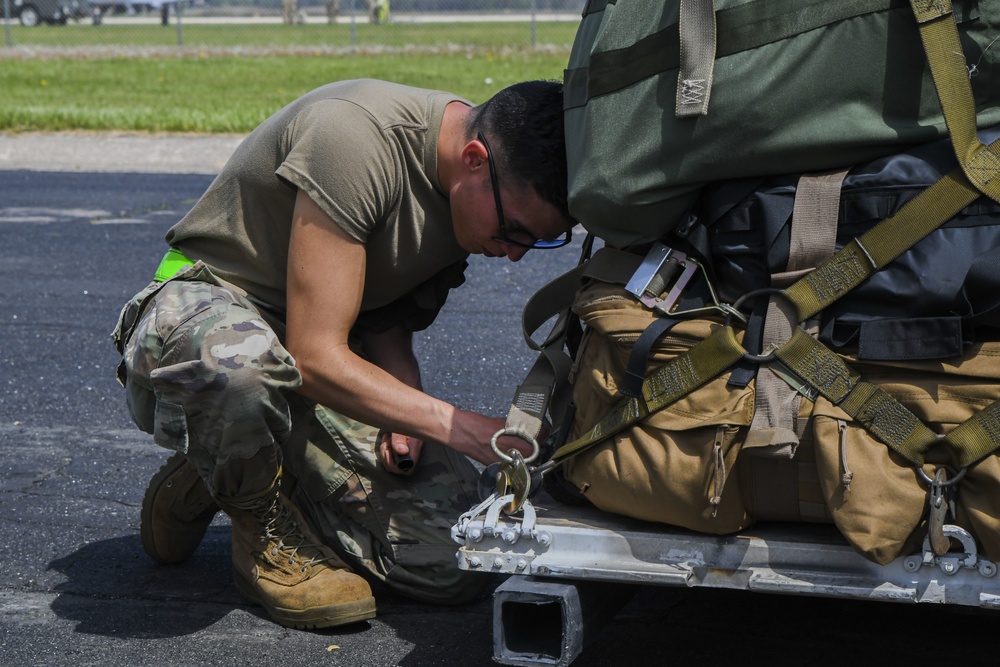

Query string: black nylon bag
687 126 1000 360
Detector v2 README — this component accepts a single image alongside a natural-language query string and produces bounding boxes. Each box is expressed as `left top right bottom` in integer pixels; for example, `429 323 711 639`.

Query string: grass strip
0 48 572 132
1 21 580 49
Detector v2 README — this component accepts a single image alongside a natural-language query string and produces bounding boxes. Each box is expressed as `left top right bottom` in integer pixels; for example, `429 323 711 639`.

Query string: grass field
0 22 576 132
2 20 579 49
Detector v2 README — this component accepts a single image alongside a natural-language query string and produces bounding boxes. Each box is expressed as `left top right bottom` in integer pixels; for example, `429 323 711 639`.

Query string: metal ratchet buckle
625 243 699 315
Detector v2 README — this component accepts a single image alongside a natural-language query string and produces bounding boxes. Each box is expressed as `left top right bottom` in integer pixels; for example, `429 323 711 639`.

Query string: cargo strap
500 237 597 447
530 0 1000 476
750 169 847 435
783 163 986 321
783 0 1000 322
782 170 848 284
676 0 717 117
780 0 1000 330
910 0 1000 204
773 329 940 465
773 329 1000 469
501 241 685 446
552 325 746 462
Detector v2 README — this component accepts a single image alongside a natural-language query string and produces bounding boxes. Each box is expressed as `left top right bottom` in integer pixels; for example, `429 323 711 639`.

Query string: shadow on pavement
370 578 499 666
46 525 493 660
47 528 238 638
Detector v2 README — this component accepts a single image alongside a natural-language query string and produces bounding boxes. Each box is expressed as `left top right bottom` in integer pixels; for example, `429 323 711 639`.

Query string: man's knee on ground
384 559 491 606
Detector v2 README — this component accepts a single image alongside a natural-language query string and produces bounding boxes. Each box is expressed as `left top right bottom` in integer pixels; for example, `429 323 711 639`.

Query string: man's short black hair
469 80 569 220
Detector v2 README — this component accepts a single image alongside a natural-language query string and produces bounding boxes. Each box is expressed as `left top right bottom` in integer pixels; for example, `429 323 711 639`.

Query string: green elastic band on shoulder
153 247 195 282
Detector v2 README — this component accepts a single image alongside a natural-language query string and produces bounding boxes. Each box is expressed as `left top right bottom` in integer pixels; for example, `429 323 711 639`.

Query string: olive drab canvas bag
563 0 1000 249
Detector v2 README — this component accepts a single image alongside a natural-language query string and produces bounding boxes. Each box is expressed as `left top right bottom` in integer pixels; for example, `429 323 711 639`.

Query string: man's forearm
294 343 520 466
360 326 422 391
296 342 452 445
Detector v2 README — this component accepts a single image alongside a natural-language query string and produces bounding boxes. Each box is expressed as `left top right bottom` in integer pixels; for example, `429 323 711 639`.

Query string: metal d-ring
490 428 541 465
724 288 800 364
917 465 968 488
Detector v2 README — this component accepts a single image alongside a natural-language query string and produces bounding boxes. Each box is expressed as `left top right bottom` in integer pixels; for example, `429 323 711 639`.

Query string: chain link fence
2 0 584 51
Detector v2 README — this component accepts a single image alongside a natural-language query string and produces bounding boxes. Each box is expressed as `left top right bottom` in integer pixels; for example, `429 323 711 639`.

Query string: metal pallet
453 494 1000 666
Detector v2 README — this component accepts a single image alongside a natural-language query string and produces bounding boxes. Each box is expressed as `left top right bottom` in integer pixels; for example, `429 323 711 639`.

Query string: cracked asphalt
3 134 1000 666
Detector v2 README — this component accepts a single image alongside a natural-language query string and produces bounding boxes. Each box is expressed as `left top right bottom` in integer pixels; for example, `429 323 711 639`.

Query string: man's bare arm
361 326 426 473
284 190 521 465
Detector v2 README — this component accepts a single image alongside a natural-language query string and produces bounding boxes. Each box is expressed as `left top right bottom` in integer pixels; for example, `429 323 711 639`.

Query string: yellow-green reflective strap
552 325 745 462
153 247 195 282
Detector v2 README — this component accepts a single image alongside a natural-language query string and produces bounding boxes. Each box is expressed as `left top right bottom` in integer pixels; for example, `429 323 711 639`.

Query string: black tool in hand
391 449 415 472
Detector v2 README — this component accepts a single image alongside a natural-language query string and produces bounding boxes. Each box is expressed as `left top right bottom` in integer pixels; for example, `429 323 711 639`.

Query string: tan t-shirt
165 79 469 331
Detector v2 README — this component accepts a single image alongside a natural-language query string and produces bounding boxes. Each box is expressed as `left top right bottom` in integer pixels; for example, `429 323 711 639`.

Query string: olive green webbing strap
910 0 1000 203
770 0 1000 468
774 165 999 465
773 329 939 465
504 245 644 441
782 166 984 321
942 400 1000 468
774 329 1000 468
552 325 746 462
676 0 717 117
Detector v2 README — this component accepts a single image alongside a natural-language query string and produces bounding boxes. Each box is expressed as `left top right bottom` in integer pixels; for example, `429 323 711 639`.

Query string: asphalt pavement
0 133 585 667
4 133 1000 667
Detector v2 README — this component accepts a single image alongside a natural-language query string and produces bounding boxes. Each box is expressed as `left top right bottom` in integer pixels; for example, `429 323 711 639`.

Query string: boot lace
243 488 332 573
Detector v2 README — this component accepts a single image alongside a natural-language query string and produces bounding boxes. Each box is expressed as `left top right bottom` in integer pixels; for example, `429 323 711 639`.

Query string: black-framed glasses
478 131 571 250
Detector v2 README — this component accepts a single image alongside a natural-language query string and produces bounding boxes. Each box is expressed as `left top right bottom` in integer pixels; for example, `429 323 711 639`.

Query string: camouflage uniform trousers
113 261 488 604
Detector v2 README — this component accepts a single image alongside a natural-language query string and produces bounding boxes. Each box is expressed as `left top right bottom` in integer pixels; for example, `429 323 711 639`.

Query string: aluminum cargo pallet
453 494 1000 666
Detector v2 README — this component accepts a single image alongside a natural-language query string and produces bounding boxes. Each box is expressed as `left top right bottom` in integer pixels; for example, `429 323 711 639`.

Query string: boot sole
233 569 377 629
140 452 217 564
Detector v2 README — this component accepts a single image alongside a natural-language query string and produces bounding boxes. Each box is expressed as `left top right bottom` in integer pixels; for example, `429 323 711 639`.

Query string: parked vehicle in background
7 0 89 25
88 0 193 15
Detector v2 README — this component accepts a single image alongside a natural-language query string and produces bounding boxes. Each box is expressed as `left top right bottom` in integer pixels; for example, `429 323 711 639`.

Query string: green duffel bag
564 0 1000 249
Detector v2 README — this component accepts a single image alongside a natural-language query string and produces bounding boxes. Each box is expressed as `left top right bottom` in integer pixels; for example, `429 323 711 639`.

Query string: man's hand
450 412 539 466
379 432 424 475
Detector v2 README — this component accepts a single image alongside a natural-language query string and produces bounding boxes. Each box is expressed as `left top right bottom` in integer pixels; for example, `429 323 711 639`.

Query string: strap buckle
625 243 699 315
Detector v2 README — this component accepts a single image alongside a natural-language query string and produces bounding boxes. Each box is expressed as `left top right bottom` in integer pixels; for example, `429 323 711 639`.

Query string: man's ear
460 138 488 170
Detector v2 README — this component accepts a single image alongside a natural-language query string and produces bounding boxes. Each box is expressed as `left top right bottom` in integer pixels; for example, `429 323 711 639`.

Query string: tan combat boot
141 452 220 564
220 475 376 629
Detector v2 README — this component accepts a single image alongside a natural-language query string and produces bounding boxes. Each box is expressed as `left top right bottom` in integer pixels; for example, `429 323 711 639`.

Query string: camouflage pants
113 262 487 604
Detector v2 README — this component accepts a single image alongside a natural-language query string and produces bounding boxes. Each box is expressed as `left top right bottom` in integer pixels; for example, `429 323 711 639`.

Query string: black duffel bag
683 125 1000 362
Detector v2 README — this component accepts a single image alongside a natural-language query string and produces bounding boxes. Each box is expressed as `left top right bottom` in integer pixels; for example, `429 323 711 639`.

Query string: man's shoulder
299 79 465 128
